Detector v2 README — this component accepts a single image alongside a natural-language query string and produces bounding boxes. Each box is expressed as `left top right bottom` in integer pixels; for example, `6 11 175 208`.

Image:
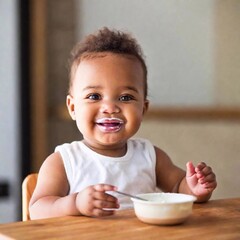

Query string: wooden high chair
22 173 38 221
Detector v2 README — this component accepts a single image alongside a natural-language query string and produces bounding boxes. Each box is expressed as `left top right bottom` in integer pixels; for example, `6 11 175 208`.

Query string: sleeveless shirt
55 138 158 209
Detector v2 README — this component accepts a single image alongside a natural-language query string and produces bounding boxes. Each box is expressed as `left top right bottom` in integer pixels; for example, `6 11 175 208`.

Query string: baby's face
67 53 148 156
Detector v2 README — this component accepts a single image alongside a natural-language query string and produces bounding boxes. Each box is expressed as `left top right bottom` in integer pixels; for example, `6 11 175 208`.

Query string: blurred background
0 0 239 223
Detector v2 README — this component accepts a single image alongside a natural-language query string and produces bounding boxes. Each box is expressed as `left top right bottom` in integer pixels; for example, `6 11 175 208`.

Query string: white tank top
55 138 158 209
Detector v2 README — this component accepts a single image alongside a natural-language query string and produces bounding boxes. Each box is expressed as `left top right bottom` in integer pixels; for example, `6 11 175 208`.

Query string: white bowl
131 193 196 225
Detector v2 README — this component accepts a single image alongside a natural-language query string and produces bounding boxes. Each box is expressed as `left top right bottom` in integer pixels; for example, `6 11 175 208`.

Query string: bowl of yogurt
131 192 196 225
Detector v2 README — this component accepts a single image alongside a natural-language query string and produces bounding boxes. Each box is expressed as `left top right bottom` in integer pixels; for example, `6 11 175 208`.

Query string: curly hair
68 27 148 98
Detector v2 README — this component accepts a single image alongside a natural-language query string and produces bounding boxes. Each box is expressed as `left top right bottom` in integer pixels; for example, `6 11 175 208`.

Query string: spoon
115 190 148 201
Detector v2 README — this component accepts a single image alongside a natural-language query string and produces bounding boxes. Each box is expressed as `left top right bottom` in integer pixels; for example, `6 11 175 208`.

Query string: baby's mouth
96 118 124 133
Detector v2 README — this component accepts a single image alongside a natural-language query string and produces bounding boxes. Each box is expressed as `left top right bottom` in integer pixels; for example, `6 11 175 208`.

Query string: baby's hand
75 184 119 217
186 161 217 200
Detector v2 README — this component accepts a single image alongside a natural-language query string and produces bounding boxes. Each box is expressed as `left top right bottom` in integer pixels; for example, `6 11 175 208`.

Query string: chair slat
22 173 38 221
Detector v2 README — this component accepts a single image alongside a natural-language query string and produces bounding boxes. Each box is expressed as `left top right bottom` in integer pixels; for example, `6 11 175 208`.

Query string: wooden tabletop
0 198 239 240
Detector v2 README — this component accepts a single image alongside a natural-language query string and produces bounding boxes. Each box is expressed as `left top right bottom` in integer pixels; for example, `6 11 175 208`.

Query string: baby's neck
82 140 127 157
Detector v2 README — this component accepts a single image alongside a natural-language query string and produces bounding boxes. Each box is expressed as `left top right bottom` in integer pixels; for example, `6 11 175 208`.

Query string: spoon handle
115 191 147 201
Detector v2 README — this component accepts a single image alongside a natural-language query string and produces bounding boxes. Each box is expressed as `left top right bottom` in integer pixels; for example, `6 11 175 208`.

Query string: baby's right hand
76 184 119 217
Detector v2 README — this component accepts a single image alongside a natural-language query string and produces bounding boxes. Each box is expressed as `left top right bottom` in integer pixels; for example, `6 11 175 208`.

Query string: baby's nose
100 101 120 114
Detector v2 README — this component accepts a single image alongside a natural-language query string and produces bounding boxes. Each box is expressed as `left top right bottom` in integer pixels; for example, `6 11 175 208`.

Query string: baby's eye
119 95 134 102
87 93 101 101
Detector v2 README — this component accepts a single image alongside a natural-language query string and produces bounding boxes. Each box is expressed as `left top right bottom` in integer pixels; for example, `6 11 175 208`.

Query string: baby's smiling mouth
96 118 124 133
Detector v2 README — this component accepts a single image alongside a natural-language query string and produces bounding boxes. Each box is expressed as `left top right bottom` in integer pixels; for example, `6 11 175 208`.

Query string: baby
29 27 217 219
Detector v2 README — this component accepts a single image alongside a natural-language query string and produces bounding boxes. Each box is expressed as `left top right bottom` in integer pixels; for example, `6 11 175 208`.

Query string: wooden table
0 198 239 240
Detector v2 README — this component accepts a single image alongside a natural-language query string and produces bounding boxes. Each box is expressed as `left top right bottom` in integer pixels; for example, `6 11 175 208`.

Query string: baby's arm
179 161 217 202
29 152 78 219
155 147 217 202
29 152 119 219
155 147 186 194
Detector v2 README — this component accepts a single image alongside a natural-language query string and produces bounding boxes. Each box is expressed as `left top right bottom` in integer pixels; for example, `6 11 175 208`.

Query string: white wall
75 0 240 107
75 0 216 107
136 120 240 200
74 0 240 199
0 0 21 223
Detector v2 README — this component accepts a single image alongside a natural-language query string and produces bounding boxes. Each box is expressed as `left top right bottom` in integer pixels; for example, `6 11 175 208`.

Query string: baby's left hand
186 161 217 199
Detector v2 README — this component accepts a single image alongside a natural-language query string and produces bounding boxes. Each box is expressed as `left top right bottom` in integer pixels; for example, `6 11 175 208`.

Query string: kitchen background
1 0 239 223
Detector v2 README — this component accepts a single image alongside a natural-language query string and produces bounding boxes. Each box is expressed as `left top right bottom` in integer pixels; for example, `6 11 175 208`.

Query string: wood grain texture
0 198 239 239
30 0 48 172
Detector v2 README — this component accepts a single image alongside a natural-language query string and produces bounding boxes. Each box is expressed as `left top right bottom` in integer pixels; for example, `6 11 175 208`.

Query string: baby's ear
143 100 149 115
66 95 76 120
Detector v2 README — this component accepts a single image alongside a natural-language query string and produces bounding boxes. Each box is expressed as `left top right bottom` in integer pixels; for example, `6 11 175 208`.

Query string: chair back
22 173 38 221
